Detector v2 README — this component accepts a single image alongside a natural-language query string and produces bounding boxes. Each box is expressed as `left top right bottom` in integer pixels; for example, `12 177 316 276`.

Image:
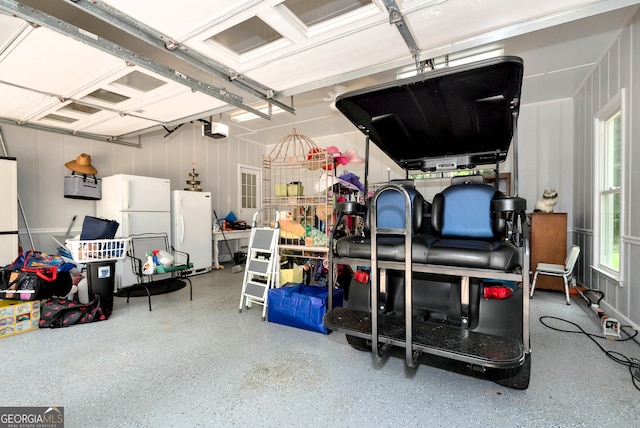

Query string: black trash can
86 261 116 318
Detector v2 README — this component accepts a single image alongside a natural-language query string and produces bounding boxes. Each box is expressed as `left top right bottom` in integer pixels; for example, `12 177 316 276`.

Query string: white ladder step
238 218 280 321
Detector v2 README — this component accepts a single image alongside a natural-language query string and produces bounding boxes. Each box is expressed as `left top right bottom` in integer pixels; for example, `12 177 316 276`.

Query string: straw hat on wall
65 153 97 175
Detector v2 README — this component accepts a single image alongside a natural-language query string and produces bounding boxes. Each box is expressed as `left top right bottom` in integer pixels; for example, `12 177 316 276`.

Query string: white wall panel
517 105 539 208
574 86 589 231
0 119 264 255
630 18 640 238
519 100 574 229
573 8 640 326
1 125 96 250
628 243 640 319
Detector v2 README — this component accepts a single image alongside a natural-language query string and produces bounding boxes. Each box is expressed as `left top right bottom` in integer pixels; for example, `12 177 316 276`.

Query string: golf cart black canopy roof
334 56 524 171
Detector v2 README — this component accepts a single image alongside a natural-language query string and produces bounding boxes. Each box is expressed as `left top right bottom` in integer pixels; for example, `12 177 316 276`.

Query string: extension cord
582 294 621 338
601 316 621 338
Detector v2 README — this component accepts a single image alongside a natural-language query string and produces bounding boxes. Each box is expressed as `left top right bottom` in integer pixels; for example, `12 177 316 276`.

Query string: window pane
600 192 620 271
113 70 166 92
283 0 371 27
211 16 282 55
61 102 101 115
249 184 255 208
241 172 257 209
598 104 622 274
604 111 621 189
43 114 77 123
83 88 130 104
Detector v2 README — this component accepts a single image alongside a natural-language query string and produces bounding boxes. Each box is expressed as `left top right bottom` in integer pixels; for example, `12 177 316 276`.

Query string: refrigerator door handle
180 214 185 244
124 212 129 237
124 179 130 210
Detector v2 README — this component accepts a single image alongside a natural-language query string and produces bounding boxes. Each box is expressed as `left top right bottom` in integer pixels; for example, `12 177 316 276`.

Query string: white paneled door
238 165 261 224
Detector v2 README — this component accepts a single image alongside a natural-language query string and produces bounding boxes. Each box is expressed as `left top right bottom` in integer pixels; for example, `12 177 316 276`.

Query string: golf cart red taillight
483 285 514 299
354 269 370 284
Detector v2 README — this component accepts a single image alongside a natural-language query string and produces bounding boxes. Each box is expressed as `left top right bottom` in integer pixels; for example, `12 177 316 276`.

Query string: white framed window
593 89 625 281
238 164 261 222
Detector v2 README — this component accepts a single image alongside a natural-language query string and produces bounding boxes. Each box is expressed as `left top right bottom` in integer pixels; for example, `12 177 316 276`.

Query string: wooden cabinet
529 212 567 291
483 172 511 196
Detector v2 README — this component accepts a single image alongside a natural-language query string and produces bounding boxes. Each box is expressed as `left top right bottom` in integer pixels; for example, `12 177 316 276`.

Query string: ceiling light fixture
231 105 285 122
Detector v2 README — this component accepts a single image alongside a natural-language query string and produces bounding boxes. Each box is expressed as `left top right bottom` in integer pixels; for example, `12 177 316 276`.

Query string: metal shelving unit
261 130 336 280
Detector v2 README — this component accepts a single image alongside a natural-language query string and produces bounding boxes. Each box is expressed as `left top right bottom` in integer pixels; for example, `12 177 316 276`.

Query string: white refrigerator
97 174 171 289
0 157 19 266
171 190 213 274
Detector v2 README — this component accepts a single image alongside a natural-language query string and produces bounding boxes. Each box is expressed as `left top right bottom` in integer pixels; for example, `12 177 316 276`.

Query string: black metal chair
126 232 192 311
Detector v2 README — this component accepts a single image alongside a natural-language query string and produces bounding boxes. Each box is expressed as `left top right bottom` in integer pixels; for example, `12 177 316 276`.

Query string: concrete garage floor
3 264 639 427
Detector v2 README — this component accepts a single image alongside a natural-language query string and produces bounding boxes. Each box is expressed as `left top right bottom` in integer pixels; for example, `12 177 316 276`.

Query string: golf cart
324 56 531 389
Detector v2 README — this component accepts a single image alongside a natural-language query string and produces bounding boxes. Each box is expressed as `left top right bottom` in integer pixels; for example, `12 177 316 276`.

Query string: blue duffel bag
267 283 344 334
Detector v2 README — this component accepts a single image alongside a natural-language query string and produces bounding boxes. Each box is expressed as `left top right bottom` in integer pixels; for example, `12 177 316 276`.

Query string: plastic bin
86 261 116 318
287 182 304 196
66 238 129 263
66 238 129 319
275 183 287 197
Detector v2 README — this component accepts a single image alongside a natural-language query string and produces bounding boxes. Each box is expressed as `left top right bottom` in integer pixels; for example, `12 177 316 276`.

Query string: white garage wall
1 121 263 255
3 96 575 257
518 99 575 233
572 9 640 327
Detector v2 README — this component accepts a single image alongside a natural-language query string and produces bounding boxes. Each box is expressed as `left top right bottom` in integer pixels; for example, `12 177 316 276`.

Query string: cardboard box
280 267 304 285
0 300 40 338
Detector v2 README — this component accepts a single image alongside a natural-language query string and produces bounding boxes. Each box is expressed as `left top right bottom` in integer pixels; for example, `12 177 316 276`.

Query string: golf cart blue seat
334 181 432 263
424 182 519 271
335 181 520 272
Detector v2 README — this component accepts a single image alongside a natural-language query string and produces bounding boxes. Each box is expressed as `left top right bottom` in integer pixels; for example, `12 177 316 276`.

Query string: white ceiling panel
129 88 228 123
0 12 29 52
406 0 620 54
76 112 160 136
505 29 563 78
551 16 628 71
1 0 639 141
407 0 626 41
0 84 57 119
522 65 593 103
244 24 408 90
99 0 255 41
501 6 634 103
180 0 385 70
0 27 125 97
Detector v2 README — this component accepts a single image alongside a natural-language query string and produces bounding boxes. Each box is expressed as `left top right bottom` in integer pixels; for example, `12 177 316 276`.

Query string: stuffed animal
534 188 558 213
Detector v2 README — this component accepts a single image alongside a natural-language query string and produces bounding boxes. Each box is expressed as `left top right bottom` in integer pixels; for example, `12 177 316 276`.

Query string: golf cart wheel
492 352 531 390
346 334 370 352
